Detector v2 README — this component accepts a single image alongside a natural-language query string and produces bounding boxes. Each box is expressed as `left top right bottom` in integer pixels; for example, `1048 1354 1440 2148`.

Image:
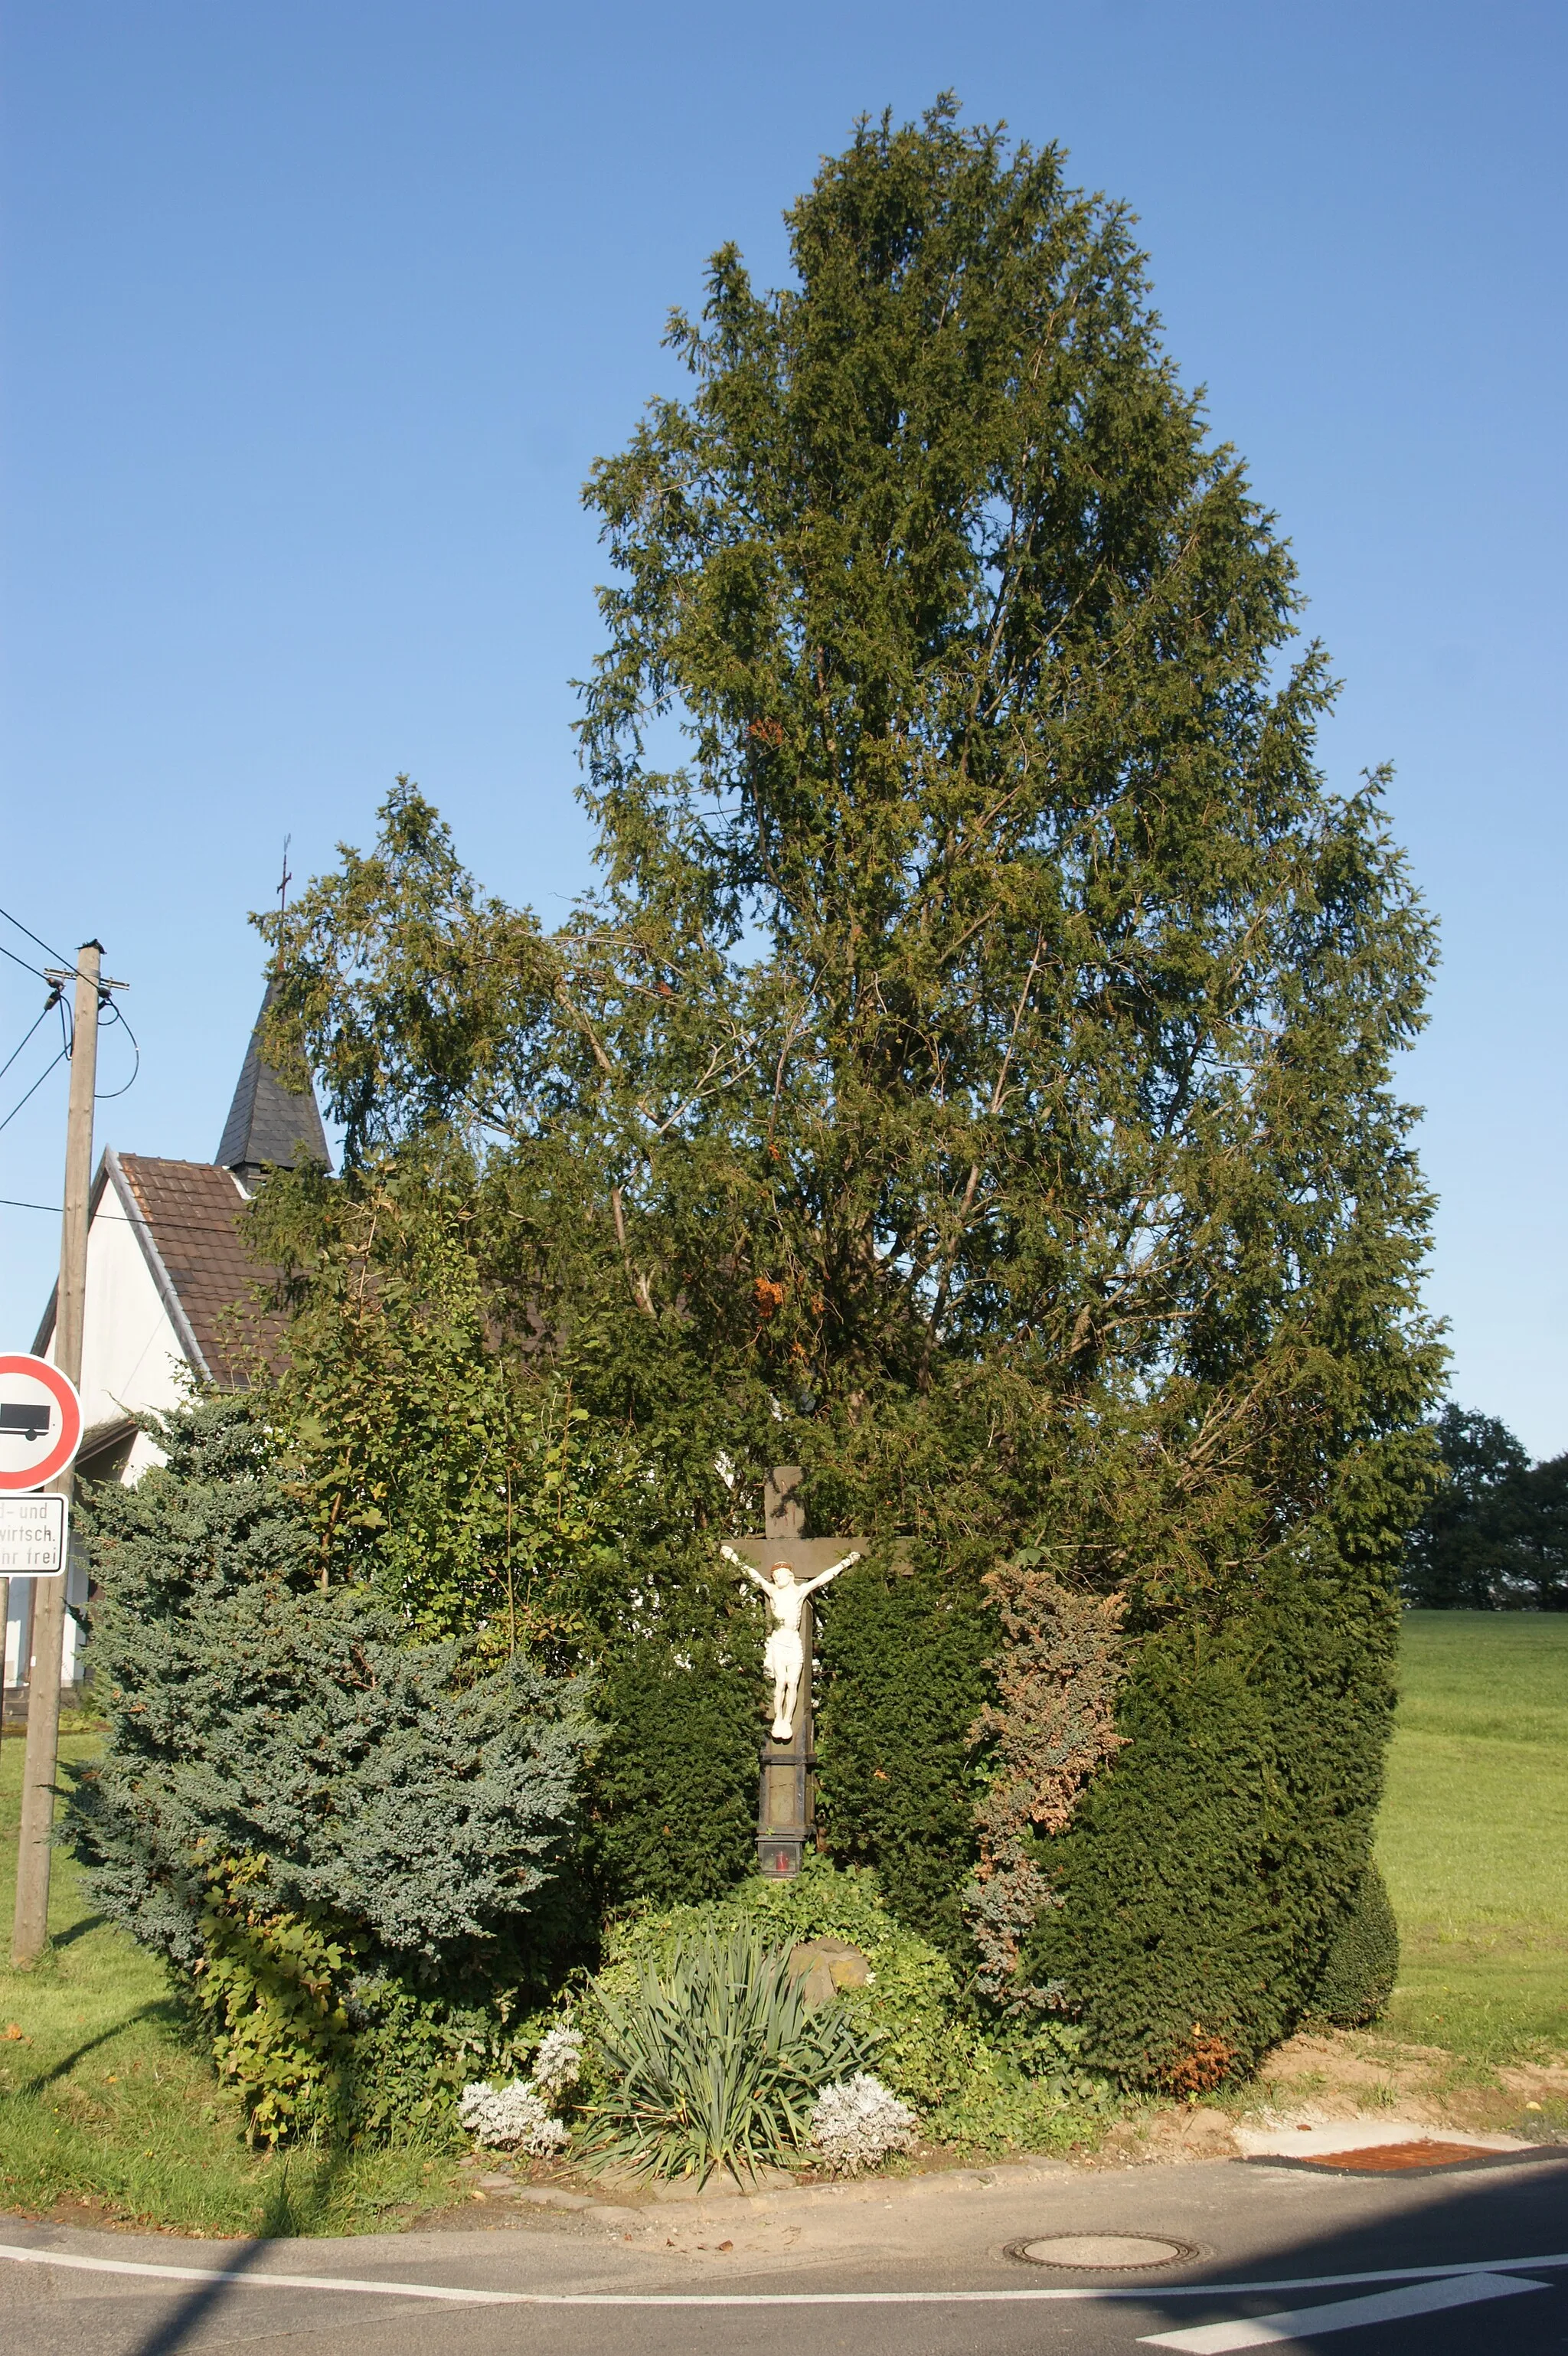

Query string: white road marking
1140 2270 1549 2351
0 2246 524 2305
0 2240 1566 2309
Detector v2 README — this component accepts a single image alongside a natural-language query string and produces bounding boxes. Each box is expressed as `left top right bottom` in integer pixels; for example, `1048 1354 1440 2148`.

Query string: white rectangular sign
0 1492 68 1577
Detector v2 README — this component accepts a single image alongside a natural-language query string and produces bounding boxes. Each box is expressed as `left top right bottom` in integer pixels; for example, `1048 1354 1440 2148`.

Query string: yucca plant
582 1926 880 2185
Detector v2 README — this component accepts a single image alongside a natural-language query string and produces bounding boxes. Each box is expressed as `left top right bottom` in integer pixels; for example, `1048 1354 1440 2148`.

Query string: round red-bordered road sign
0 1354 84 1492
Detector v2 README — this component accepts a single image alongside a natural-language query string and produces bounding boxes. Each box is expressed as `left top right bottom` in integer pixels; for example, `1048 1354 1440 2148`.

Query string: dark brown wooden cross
725 1466 872 1879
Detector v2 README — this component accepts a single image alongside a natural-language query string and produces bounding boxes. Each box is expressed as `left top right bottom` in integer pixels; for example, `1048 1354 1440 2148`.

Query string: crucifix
720 1466 871 1880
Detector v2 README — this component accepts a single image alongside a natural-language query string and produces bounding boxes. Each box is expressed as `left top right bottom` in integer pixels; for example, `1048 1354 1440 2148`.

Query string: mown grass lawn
0 1727 463 2235
1377 1610 1568 2067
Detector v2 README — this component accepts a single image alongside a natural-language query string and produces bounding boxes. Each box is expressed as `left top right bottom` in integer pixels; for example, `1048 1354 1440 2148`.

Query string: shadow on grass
51 1912 110 1948
256 2143 358 2238
21 2004 174 2094
122 2143 352 2356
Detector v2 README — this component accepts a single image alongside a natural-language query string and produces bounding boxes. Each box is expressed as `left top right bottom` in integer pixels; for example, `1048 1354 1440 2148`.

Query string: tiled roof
115 1153 286 1385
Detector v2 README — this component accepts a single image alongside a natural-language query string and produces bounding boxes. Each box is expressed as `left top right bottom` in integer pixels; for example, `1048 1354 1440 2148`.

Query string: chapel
2 990 329 1705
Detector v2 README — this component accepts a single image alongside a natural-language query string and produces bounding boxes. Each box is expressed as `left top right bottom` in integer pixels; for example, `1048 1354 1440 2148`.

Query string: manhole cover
1011 2234 1194 2269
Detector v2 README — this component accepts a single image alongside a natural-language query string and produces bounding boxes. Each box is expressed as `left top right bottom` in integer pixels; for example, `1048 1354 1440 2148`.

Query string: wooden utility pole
11 941 103 1966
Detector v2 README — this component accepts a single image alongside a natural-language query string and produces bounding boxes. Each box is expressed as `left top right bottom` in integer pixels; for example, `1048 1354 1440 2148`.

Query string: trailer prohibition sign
0 1353 84 1493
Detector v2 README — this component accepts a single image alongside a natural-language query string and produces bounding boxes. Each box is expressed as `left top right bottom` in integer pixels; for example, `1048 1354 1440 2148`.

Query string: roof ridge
107 1148 213 1381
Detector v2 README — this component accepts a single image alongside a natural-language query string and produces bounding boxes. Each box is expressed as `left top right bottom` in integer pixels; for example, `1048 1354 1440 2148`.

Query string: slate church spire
214 982 331 1188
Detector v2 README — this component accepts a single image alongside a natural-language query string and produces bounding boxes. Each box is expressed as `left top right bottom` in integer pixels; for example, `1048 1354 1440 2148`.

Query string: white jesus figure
721 1543 861 1740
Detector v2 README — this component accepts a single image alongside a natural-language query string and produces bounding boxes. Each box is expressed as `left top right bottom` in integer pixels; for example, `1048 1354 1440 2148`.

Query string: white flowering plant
808 2073 918 2175
457 2079 570 2155
530 2022 584 2099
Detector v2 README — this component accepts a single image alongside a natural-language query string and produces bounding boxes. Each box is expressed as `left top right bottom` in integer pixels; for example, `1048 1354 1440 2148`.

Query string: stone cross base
758 1722 813 1879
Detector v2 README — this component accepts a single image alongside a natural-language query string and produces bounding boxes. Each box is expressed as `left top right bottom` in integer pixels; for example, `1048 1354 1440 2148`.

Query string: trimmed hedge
584 1639 761 1910
1024 1550 1400 2086
815 1557 995 1960
1309 1865 1400 2028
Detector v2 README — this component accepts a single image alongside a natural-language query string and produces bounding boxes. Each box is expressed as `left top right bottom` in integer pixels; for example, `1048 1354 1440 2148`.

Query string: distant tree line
1403 1406 1568 1609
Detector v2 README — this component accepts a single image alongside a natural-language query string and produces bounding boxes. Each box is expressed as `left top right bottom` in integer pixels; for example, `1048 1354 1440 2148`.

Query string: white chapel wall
9 1178 197 1689
57 1183 194 1472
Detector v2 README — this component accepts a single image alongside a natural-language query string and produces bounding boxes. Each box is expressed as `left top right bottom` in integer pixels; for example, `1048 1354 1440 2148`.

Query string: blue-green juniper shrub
67 1397 595 2139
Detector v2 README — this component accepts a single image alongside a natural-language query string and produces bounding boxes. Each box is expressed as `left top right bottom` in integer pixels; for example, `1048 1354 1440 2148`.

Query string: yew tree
267 102 1442 2070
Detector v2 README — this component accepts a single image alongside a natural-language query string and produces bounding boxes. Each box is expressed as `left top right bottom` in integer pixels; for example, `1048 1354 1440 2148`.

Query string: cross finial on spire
275 835 292 978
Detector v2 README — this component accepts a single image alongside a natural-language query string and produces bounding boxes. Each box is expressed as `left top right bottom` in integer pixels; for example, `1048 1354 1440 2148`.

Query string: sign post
11 937 103 1967
0 1355 83 1784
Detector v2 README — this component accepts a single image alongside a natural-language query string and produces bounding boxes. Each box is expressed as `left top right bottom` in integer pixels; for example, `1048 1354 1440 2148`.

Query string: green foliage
1309 1864 1399 2028
581 1925 879 2184
927 2018 1112 2156
585 1638 762 1909
1509 1457 1568 1612
341 1979 531 2142
250 1145 638 1652
1025 1541 1402 2084
815 1558 995 1956
595 1855 972 2106
254 101 1442 2050
1404 1406 1567 1610
249 1107 773 1896
193 1863 354 2144
67 1397 595 2139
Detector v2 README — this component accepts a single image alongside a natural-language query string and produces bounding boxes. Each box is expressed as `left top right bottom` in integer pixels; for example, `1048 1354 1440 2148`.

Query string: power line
1 905 129 1006
95 999 141 1102
0 937 50 985
0 900 132 1006
0 1195 268 1239
0 1047 69 1137
0 902 88 982
0 1001 59 1090
0 909 138 1103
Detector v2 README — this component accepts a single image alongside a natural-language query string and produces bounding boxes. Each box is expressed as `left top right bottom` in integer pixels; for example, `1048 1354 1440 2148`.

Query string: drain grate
1305 2139 1512 2173
1009 2234 1198 2270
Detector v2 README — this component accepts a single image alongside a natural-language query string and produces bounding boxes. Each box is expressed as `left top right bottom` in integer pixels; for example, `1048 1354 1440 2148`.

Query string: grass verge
1376 1611 1568 2067
0 1727 462 2234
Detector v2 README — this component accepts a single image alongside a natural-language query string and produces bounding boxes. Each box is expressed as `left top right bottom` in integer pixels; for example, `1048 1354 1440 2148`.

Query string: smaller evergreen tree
68 1397 596 2137
815 1556 995 1960
585 1638 763 1907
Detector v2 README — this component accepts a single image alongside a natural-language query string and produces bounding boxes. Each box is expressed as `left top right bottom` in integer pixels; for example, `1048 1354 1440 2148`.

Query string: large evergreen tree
263 101 1442 2075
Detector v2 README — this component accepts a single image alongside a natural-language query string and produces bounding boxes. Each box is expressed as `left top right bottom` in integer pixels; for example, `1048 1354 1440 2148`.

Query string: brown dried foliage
1158 2023 1237 2096
967 1558 1130 2004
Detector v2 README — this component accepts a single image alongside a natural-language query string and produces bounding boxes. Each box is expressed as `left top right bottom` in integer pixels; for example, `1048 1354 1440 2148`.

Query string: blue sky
2 2 1563 1451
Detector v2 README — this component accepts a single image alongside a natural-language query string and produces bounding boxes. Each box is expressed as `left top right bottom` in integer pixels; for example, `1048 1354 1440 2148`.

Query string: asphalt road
3 2149 1566 2356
